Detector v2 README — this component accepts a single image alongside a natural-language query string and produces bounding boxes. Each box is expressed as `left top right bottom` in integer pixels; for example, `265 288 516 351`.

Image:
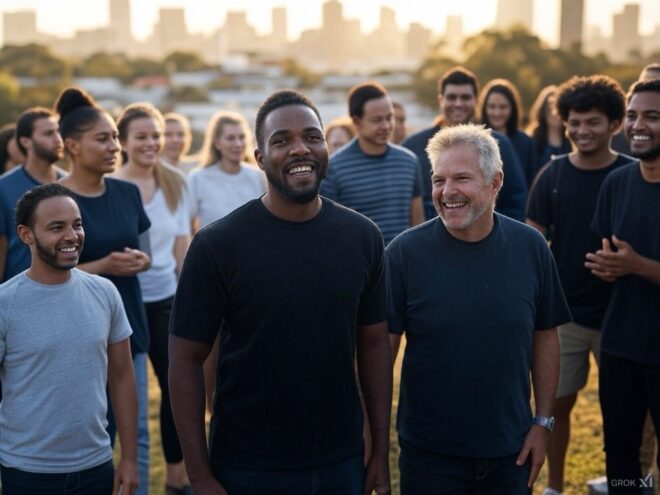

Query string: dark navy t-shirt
170 198 386 470
508 130 537 187
75 178 150 353
591 163 660 365
0 166 66 282
387 214 571 458
527 154 634 329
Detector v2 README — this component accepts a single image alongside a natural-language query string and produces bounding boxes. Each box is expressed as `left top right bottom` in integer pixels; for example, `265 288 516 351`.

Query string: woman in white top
162 113 196 175
187 110 266 231
115 103 191 495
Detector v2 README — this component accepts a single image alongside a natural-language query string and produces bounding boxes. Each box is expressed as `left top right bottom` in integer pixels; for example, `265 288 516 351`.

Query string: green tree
163 51 211 73
0 44 70 79
0 71 22 126
75 52 134 83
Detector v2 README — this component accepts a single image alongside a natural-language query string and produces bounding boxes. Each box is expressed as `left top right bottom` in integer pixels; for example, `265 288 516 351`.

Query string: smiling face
255 104 328 204
431 143 502 241
163 119 190 163
625 90 660 162
566 109 618 156
122 117 163 169
23 195 85 272
485 92 512 133
439 84 477 125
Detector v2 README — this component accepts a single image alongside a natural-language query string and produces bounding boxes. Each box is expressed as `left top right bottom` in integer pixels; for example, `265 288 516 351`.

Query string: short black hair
15 183 77 229
348 82 388 118
438 66 479 97
254 90 322 149
15 107 55 156
627 78 660 100
556 75 626 122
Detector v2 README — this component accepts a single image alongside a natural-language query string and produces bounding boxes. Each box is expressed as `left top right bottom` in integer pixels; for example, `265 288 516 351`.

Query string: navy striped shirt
321 139 422 244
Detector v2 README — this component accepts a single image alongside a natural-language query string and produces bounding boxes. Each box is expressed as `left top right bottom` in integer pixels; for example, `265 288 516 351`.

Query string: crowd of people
0 61 658 495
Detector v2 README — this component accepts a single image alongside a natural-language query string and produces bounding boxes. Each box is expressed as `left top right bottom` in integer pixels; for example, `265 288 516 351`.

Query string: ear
491 169 504 194
437 93 444 109
18 136 31 152
64 137 80 157
17 224 34 246
254 149 265 171
609 119 622 134
351 115 361 129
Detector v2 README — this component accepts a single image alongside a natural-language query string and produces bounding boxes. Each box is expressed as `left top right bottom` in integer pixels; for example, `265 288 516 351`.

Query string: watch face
534 416 555 431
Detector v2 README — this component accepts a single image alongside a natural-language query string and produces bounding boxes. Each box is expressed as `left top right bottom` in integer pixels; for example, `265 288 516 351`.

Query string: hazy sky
1 0 659 47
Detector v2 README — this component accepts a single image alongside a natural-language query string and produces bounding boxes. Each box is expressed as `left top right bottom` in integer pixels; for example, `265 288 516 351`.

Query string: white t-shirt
187 163 266 228
138 188 190 302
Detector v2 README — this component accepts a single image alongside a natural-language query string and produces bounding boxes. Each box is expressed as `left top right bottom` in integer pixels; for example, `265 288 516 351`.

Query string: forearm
356 322 393 457
409 197 424 227
169 337 215 483
108 345 138 463
531 328 560 416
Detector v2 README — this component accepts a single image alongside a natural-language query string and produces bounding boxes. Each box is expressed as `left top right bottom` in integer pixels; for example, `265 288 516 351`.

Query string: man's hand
113 458 139 495
363 453 391 495
585 236 641 281
191 475 229 495
516 425 548 488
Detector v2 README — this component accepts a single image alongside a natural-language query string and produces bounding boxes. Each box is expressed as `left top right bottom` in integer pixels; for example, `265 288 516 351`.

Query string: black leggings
599 352 660 494
146 297 183 464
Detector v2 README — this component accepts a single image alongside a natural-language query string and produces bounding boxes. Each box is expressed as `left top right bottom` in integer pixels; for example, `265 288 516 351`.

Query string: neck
219 158 241 174
261 191 322 222
24 157 57 183
61 166 105 195
570 147 617 170
26 264 72 285
446 210 495 243
548 128 563 146
164 154 180 166
640 158 660 182
357 137 387 156
122 161 155 180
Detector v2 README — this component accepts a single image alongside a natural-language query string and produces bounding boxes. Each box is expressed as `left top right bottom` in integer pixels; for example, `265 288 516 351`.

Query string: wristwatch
533 416 555 431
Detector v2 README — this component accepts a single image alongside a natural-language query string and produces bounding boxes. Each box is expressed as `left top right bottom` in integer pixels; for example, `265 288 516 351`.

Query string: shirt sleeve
495 134 528 221
107 282 133 344
412 156 423 197
534 238 572 330
134 188 151 235
356 225 387 326
169 233 227 344
525 161 554 227
385 239 406 335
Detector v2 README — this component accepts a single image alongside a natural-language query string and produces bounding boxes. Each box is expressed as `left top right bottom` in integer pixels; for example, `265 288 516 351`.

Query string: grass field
141 346 607 495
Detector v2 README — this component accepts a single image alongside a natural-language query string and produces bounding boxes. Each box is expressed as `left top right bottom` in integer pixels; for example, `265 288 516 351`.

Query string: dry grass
141 342 606 495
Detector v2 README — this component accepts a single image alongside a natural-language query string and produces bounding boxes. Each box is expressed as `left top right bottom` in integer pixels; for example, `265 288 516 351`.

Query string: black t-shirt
386 214 571 458
527 154 634 329
592 163 660 365
75 178 151 353
170 198 386 470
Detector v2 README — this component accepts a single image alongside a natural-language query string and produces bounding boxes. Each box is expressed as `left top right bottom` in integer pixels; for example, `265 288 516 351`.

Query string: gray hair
425 124 503 182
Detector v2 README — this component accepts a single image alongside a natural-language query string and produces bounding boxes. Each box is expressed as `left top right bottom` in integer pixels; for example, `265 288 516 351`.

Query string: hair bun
54 87 98 118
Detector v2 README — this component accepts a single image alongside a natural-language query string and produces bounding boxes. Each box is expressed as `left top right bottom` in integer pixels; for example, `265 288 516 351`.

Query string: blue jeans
0 460 114 495
214 454 364 495
399 441 531 495
106 352 149 495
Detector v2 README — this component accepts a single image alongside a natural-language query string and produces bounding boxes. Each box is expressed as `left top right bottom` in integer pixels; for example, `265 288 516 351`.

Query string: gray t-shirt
0 269 132 472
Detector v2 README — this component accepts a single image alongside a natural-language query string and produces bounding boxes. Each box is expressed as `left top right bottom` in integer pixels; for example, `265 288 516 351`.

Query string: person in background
0 108 65 283
480 78 535 184
115 103 192 495
54 86 151 495
325 117 355 156
0 124 25 174
163 113 196 174
392 101 408 144
0 184 138 495
526 85 571 184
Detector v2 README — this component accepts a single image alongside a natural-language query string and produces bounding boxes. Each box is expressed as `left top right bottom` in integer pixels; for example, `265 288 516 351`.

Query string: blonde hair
117 102 186 213
163 112 193 157
198 110 254 168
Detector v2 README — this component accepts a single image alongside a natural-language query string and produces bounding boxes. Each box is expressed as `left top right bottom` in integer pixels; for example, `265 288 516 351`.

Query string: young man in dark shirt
169 90 393 495
586 79 660 495
526 74 632 495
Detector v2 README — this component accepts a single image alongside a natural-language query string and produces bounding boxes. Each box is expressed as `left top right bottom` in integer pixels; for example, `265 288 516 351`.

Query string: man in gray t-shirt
0 184 139 495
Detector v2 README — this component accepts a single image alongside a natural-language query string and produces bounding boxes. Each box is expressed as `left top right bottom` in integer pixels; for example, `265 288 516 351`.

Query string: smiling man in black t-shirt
169 90 393 495
526 74 632 495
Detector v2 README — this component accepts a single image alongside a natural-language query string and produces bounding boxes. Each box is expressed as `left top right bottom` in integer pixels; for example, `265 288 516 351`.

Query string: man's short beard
632 144 660 161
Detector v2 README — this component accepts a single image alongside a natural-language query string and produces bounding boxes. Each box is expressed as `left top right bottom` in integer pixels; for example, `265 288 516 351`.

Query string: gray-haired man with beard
169 90 393 495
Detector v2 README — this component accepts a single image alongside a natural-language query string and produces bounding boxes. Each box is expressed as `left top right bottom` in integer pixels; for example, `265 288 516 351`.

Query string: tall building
445 15 464 58
272 7 287 46
612 4 641 62
2 10 38 46
407 22 432 59
559 0 584 50
496 0 534 32
153 8 189 54
109 0 132 53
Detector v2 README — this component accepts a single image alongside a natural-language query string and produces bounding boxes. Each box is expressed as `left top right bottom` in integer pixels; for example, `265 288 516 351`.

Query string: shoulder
329 140 361 164
322 198 382 236
240 163 265 178
497 214 547 246
0 272 26 300
72 269 117 294
105 176 140 196
0 166 26 190
403 126 437 146
197 199 259 238
387 143 419 163
388 218 437 253
603 161 638 185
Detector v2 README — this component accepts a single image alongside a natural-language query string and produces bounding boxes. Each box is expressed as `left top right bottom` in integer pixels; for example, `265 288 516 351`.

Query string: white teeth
444 202 466 209
632 135 650 141
59 247 77 253
289 165 312 174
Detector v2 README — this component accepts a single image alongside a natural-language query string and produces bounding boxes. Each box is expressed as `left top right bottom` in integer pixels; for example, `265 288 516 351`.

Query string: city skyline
2 0 660 48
